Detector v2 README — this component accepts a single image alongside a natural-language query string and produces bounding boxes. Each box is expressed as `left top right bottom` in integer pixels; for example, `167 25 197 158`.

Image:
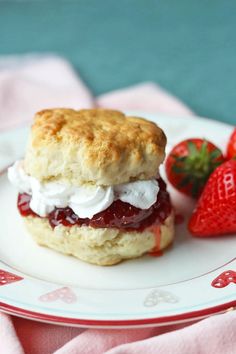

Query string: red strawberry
188 159 236 237
166 138 225 198
226 128 236 160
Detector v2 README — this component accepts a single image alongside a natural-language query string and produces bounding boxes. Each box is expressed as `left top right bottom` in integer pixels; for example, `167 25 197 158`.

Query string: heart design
212 270 236 288
144 289 179 307
0 270 23 286
39 287 77 304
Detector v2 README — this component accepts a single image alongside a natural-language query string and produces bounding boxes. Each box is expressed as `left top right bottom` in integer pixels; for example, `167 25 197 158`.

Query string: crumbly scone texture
24 213 174 266
24 108 166 186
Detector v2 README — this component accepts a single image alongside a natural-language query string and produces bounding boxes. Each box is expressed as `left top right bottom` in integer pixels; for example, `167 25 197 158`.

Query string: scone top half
24 109 166 186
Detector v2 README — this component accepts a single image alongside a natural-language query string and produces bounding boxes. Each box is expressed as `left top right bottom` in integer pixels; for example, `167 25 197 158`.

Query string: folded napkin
0 54 193 131
0 54 234 354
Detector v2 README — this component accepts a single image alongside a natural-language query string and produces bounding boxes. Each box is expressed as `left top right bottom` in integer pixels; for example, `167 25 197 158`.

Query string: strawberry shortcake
8 109 174 265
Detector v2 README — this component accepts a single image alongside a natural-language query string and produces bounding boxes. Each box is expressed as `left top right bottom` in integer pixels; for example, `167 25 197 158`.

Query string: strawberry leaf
188 141 198 155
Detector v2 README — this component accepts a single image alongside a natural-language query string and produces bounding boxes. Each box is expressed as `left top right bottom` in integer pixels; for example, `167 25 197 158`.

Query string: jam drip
17 178 172 232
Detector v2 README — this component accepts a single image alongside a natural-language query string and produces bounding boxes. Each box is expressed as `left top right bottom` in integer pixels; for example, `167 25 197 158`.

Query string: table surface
0 0 235 125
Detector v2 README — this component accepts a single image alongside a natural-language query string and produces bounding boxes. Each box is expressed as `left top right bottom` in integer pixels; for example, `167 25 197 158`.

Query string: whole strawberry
166 138 225 198
188 159 236 237
226 128 236 160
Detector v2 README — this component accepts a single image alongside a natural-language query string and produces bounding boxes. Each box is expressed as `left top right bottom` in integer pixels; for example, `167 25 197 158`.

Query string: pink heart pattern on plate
39 287 77 304
211 270 236 288
0 270 23 286
144 289 179 307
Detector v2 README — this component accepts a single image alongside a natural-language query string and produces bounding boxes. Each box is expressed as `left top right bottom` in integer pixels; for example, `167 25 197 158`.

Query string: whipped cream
8 160 160 218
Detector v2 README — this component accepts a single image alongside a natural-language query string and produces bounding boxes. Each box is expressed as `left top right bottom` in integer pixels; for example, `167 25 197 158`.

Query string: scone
8 108 174 265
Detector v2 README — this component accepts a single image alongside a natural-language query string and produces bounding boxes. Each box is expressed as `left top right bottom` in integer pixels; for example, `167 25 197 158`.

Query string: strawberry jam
17 178 172 232
17 193 36 217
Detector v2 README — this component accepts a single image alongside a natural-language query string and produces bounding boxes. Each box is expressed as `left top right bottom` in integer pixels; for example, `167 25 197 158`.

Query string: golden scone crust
24 213 174 266
24 108 166 186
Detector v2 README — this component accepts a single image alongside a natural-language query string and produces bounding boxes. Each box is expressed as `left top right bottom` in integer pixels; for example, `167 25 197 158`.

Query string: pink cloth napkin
0 54 193 131
0 55 235 354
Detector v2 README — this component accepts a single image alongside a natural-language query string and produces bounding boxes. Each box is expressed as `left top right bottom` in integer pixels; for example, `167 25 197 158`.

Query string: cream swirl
8 160 160 218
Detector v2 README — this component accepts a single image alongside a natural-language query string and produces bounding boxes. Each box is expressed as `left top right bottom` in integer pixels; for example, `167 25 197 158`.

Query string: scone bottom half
12 108 174 266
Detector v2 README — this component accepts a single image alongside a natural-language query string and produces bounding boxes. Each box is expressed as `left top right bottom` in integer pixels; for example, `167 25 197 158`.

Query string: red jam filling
17 178 172 232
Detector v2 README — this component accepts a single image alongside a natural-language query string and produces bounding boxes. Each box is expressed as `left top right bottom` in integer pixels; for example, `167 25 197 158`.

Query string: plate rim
0 300 235 328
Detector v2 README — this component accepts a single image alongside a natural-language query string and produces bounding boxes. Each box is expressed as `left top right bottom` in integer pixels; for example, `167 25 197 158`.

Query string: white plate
0 113 235 328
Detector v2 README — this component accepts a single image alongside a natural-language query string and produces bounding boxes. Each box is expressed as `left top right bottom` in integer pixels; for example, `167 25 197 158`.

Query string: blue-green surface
0 0 236 125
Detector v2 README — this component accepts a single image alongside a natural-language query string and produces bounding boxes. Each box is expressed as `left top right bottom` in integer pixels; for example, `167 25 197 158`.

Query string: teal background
0 0 236 125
